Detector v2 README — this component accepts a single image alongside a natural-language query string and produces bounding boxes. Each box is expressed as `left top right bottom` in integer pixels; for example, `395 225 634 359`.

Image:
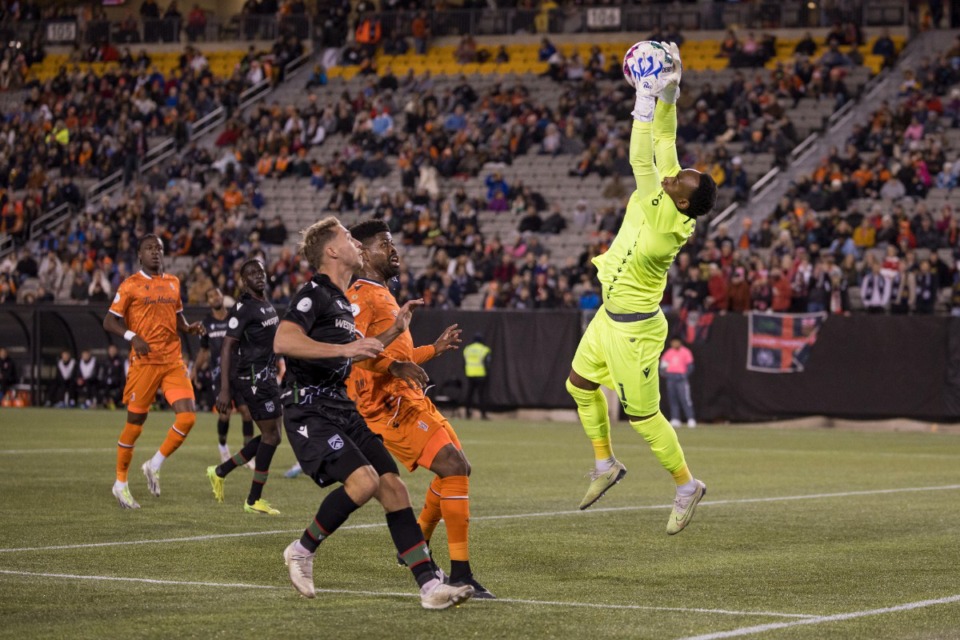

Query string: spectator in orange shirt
222 181 244 210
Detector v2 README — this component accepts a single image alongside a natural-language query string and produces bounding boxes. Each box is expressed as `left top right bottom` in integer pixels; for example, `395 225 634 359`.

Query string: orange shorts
365 401 461 472
123 360 195 413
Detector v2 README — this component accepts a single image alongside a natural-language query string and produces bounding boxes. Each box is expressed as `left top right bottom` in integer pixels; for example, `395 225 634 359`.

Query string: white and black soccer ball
622 40 678 91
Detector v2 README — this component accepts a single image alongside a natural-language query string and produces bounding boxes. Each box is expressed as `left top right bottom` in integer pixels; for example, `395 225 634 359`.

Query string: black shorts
234 376 282 422
210 372 247 410
283 402 398 488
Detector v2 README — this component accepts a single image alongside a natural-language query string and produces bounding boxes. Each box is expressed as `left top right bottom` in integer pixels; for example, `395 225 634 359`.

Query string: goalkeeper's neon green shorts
571 306 668 417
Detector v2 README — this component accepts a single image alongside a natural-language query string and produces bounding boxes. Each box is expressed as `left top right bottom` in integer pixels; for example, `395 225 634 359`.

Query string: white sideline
0 569 816 618
1 484 958 555
675 594 960 640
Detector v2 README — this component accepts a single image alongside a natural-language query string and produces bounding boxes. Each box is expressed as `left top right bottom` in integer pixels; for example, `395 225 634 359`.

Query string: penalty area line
675 594 960 640
0 569 815 619
1 484 959 554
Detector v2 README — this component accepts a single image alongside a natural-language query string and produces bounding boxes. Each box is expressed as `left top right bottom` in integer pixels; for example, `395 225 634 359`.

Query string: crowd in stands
665 39 960 317
2 23 958 318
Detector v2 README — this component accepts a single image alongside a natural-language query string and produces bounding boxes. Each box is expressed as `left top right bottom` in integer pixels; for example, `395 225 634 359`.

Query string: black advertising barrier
687 314 957 422
407 308 582 410
1 306 958 420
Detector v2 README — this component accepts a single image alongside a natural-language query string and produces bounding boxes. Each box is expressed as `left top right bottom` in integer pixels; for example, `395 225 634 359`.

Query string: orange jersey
346 278 436 420
109 271 185 366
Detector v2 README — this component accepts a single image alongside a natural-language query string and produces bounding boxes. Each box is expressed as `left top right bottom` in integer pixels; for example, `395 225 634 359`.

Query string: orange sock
439 475 470 562
158 413 195 458
418 476 443 543
116 422 143 482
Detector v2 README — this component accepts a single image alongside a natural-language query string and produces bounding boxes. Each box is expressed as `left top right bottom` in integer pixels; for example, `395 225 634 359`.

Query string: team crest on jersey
328 435 344 450
228 317 239 329
265 401 275 413
351 303 360 316
297 297 313 312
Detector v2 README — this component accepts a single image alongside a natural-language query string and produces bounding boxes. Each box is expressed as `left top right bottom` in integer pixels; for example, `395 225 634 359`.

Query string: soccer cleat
112 484 140 509
246 459 256 470
671 419 681 428
420 581 474 610
284 464 303 479
244 499 280 515
687 419 697 429
141 462 160 497
579 461 627 510
206 466 225 503
449 575 495 599
283 541 316 598
667 480 707 535
219 448 231 463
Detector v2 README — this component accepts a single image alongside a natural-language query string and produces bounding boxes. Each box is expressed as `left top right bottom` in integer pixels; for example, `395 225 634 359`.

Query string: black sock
217 436 261 477
216 417 229 446
449 560 473 583
299 486 360 553
247 442 277 504
386 507 436 588
242 420 254 444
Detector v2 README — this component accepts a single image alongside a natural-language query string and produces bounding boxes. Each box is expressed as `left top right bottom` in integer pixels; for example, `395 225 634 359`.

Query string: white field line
0 569 816 619
676 594 960 640
1 484 958 555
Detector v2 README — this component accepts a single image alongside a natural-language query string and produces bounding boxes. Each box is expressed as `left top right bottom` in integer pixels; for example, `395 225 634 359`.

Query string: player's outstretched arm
654 42 682 177
629 98 659 199
177 312 205 336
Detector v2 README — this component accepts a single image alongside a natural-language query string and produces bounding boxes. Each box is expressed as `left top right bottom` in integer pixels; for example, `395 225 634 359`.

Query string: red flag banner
746 312 827 373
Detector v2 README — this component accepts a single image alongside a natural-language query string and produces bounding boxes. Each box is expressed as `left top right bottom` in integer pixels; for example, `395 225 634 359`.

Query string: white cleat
687 419 697 429
667 479 707 535
112 484 140 509
420 580 474 610
141 462 161 497
283 541 316 598
219 448 231 463
670 419 681 428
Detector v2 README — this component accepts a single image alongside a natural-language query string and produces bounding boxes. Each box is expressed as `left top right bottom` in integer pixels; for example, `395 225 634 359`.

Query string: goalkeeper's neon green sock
566 378 615 471
630 412 692 485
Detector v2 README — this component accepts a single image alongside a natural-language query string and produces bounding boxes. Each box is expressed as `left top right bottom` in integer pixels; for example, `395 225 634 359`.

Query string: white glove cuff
661 84 680 105
632 95 656 122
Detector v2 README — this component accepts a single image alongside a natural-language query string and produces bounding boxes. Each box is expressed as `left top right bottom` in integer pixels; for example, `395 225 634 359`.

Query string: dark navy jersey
199 313 230 371
226 292 280 374
281 273 359 407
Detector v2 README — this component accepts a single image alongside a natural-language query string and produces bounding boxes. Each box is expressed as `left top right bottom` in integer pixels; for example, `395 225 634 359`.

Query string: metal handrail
190 106 225 142
28 202 71 239
709 202 739 229
239 79 271 111
0 232 13 260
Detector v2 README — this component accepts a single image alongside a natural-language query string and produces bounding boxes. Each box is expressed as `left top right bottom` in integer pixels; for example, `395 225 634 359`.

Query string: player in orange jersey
346 220 494 598
103 234 205 509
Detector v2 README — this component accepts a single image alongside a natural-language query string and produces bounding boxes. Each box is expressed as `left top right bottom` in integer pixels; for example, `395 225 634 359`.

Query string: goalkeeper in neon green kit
566 42 717 533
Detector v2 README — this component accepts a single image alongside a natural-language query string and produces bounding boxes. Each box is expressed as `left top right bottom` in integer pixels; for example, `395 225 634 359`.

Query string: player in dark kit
193 287 255 463
206 259 286 515
274 216 474 609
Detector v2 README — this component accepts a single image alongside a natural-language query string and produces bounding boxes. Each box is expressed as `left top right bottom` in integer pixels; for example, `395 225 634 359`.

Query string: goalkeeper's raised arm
625 41 717 221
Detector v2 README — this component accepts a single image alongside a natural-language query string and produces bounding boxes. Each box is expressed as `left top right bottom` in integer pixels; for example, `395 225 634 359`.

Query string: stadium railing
368 1 907 39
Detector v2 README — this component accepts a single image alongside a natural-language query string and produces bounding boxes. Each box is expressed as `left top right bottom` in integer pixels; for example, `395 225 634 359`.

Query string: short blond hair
299 216 341 269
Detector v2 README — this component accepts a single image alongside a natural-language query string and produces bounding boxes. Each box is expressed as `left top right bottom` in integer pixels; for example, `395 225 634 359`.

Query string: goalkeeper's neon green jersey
593 101 696 314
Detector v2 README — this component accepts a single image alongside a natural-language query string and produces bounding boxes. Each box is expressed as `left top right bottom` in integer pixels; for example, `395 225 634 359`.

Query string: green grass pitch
1 408 959 639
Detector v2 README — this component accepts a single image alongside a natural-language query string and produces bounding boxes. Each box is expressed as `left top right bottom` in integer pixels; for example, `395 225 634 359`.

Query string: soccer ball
622 41 678 91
